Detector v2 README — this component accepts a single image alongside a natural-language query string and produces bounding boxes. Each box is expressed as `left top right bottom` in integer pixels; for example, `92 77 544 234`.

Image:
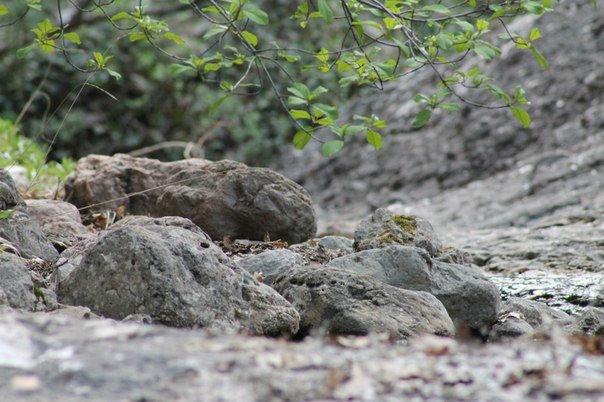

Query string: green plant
0 0 554 158
0 117 74 193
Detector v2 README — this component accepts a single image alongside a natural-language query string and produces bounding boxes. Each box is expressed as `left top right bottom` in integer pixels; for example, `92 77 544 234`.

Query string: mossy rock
353 209 442 256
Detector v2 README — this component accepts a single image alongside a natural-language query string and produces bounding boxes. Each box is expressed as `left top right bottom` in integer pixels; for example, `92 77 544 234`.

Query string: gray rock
430 261 501 329
272 265 455 339
64 154 317 244
489 317 535 341
501 297 574 329
574 307 604 336
327 245 433 291
0 170 58 261
58 219 299 336
0 253 35 310
353 209 442 256
0 169 25 210
315 236 354 254
238 249 305 284
25 199 90 250
327 245 500 329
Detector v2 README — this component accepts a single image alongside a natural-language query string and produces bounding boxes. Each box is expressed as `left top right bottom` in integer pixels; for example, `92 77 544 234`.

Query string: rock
0 253 36 310
327 245 433 291
238 249 305 284
501 297 574 329
430 261 501 329
353 209 442 256
574 307 604 336
0 169 25 210
0 170 58 261
272 265 455 339
314 235 354 254
489 316 535 341
25 200 90 250
64 154 317 244
58 217 300 336
327 245 501 329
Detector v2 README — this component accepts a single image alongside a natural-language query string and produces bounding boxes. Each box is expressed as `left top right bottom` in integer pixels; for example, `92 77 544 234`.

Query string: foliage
0 0 554 159
0 118 74 193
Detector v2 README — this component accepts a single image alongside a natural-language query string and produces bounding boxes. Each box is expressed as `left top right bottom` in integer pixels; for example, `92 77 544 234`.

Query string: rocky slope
272 0 604 316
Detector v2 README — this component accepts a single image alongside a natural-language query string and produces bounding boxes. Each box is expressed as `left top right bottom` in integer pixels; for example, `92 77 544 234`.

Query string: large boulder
64 154 316 244
58 216 300 336
0 170 58 261
353 209 442 256
272 265 455 339
327 245 500 329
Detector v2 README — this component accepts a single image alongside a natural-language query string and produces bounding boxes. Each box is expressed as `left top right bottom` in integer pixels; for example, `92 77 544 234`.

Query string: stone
272 265 455 339
574 307 604 336
489 317 535 341
314 236 354 254
429 261 501 329
25 200 90 250
58 217 300 336
327 245 433 291
353 208 442 256
238 249 305 284
0 253 36 310
501 297 574 329
0 170 58 261
327 245 501 329
64 154 317 244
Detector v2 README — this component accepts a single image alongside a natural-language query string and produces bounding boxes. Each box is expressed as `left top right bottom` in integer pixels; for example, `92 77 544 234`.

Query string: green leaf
511 106 531 128
293 130 312 150
317 0 334 23
169 63 195 76
287 83 311 100
106 68 122 80
203 25 228 39
204 63 221 72
529 46 548 69
129 32 147 42
16 44 36 59
0 5 9 15
290 109 312 119
164 32 185 44
241 30 258 47
111 11 132 21
209 95 231 117
312 103 338 120
63 32 81 44
0 210 13 220
243 7 269 25
529 28 542 41
412 109 432 129
437 102 460 112
366 129 383 150
322 140 344 157
421 4 450 14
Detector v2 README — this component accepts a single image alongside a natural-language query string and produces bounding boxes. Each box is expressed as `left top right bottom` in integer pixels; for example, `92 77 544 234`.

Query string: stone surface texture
64 154 316 244
272 265 456 339
0 170 58 261
327 245 501 329
58 217 299 336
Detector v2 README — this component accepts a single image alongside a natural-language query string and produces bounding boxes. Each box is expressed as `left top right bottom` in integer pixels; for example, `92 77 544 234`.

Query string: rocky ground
1 1 604 401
